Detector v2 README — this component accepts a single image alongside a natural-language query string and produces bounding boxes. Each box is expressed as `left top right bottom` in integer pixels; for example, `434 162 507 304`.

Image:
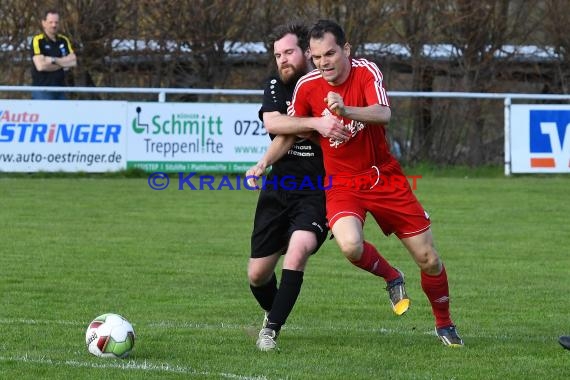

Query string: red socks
421 265 453 328
349 241 400 282
351 241 454 328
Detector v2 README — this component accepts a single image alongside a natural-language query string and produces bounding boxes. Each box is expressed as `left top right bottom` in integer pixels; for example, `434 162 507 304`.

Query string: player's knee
283 257 308 271
336 239 363 261
423 256 441 274
283 249 311 271
416 248 441 273
247 267 272 287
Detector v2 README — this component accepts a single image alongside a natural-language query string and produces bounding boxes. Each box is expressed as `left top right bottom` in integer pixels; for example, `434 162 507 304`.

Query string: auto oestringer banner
0 100 126 172
0 100 270 173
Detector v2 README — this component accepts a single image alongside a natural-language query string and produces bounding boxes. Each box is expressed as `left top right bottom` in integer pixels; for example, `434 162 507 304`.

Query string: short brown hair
268 22 309 52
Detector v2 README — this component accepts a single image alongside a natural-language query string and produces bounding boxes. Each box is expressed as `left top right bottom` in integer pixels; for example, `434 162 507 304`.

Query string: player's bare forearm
326 91 391 125
245 134 295 189
258 134 296 169
341 104 391 125
263 111 348 140
263 111 312 135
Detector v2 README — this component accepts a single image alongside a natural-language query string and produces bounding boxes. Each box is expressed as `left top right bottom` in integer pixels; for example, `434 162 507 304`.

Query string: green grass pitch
0 173 569 379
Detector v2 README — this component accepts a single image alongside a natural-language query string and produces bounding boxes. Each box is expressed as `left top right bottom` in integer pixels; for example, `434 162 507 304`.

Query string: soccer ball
85 313 136 358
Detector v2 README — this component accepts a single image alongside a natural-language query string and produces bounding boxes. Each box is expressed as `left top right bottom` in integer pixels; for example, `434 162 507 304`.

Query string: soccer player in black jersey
245 22 349 351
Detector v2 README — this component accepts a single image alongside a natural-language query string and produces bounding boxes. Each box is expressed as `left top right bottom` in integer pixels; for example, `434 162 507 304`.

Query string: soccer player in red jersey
287 19 464 347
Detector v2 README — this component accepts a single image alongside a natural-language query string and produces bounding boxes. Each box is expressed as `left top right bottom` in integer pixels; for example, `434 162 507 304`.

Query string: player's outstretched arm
245 134 296 189
263 111 316 135
264 111 349 140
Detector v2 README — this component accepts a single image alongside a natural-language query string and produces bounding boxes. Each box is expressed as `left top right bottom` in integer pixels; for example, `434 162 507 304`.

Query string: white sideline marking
0 317 478 340
0 318 435 335
0 355 269 380
0 318 415 334
0 318 82 326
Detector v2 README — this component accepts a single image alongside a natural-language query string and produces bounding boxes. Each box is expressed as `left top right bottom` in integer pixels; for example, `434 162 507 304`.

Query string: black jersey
30 33 74 86
258 76 325 191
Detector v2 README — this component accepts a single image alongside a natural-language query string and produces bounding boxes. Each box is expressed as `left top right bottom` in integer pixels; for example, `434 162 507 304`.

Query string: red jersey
288 58 393 176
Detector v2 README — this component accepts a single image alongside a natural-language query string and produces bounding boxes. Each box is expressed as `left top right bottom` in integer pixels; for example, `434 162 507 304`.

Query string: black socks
266 269 304 333
250 272 277 312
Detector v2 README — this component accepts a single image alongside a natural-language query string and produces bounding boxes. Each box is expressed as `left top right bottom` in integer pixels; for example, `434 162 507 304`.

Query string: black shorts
250 189 328 258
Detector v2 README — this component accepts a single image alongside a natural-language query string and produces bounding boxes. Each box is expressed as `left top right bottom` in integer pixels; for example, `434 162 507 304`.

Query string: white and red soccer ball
85 313 135 358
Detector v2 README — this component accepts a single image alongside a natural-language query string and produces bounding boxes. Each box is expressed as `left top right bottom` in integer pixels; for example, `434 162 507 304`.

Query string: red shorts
326 163 430 239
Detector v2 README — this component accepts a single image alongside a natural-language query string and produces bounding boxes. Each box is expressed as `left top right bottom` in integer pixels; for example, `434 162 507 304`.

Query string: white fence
1 86 570 175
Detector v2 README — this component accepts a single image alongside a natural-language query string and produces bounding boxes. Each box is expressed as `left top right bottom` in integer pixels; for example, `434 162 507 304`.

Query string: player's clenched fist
324 91 345 116
245 161 267 189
